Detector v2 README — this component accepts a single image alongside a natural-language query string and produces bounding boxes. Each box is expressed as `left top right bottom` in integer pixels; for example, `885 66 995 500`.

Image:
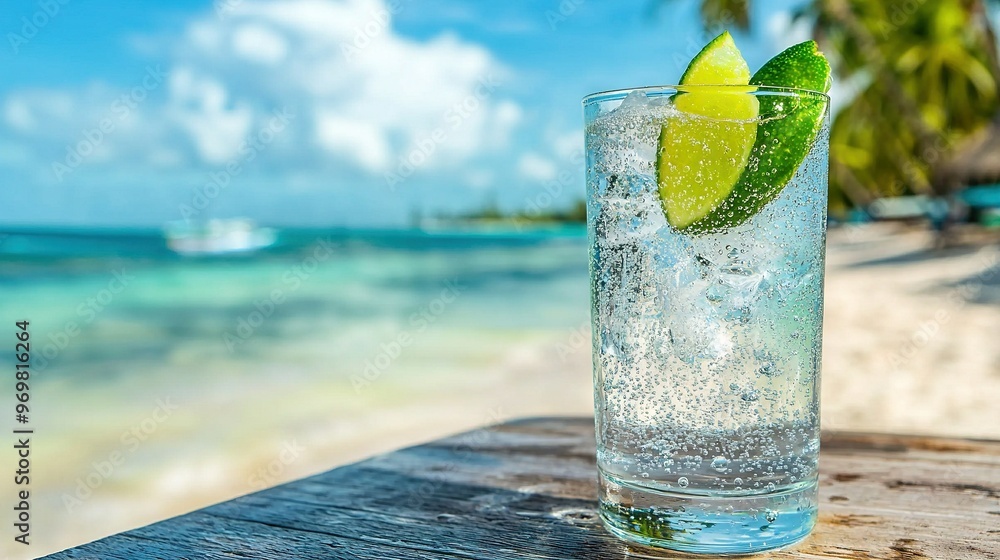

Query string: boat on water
163 219 277 255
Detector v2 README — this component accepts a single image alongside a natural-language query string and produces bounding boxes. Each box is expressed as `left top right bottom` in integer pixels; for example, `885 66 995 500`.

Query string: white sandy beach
10 223 1000 559
820 224 1000 438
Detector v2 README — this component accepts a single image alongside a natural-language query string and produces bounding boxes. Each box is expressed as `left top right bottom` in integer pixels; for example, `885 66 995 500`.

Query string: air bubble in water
759 361 778 376
586 98 828 525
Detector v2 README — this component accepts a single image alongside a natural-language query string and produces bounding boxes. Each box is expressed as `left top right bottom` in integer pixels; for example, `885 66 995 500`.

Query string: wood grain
43 417 1000 559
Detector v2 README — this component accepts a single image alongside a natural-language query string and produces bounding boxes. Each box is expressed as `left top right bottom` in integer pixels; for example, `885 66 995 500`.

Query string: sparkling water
585 88 829 553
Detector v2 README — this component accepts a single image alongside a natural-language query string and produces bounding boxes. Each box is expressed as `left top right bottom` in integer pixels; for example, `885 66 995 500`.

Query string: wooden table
45 417 1000 559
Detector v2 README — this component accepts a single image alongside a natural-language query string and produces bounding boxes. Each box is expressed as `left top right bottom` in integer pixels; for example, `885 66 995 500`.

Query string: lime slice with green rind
679 31 751 85
684 41 831 233
656 37 831 233
656 32 759 230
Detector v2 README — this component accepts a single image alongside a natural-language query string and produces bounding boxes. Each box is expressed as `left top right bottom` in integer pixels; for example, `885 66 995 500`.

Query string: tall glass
584 86 829 554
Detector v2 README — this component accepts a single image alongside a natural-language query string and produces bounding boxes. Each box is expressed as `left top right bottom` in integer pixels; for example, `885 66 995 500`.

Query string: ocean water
0 226 591 557
0 227 590 376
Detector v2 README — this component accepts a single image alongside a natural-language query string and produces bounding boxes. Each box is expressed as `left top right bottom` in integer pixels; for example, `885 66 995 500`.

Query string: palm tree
819 0 999 208
666 0 1000 213
694 0 751 30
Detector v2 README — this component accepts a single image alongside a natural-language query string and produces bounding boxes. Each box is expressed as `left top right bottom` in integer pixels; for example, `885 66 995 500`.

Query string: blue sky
0 0 809 227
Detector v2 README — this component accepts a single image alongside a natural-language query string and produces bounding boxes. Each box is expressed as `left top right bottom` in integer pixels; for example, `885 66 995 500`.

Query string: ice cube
668 315 733 364
615 90 650 112
595 191 666 247
666 285 733 364
704 243 774 323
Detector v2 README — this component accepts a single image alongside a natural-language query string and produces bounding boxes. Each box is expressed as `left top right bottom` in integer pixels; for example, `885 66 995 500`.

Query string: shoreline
5 223 999 559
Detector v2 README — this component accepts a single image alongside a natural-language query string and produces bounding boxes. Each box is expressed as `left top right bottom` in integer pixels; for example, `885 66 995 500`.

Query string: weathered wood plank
47 513 475 560
42 417 1000 560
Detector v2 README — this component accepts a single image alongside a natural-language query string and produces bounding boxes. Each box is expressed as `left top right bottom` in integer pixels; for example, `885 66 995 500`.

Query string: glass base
599 469 817 555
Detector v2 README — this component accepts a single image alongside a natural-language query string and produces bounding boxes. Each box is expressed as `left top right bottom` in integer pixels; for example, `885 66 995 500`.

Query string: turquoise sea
0 226 594 557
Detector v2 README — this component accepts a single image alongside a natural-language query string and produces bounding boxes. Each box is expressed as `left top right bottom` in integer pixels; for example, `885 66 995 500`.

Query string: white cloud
168 67 254 164
2 0 521 177
236 0 366 38
231 24 289 65
4 98 35 131
176 0 521 171
495 101 522 130
315 111 389 171
187 20 226 53
517 153 557 182
4 91 75 134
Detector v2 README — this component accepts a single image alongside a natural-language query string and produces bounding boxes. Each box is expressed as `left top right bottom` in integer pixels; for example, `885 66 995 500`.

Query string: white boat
164 219 276 255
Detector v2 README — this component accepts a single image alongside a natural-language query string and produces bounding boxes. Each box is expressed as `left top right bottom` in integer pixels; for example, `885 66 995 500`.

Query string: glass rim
582 84 830 106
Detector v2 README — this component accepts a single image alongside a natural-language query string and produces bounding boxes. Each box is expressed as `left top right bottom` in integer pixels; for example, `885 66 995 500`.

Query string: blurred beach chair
865 190 1000 248
866 196 942 223
930 118 1000 244
866 196 948 241
958 184 1000 228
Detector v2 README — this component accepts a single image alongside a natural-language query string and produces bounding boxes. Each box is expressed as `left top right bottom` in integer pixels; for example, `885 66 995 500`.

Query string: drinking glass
585 85 830 554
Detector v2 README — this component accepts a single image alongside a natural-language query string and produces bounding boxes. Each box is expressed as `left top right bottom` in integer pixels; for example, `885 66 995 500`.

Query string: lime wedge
686 41 831 233
657 36 831 233
679 31 751 85
656 32 759 230
751 40 830 91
